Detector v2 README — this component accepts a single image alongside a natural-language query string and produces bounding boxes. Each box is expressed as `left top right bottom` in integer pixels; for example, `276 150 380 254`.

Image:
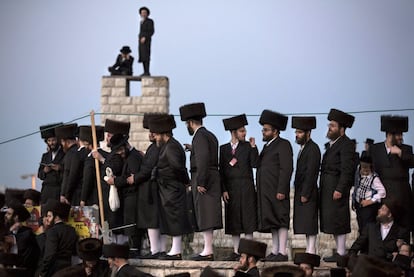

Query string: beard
187 126 194 136
391 136 402 146
327 129 340 141
156 139 166 148
4 217 15 230
376 214 390 224
49 143 58 152
262 134 273 142
296 136 306 145
239 259 249 271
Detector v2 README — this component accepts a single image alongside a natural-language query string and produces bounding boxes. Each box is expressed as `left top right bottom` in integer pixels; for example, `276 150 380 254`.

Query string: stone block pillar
100 76 169 150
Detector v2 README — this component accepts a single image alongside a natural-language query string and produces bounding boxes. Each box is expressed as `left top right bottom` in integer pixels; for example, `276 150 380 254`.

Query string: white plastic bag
104 167 120 211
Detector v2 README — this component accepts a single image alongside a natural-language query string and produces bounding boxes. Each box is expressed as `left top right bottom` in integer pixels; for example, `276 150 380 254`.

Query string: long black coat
109 54 134 76
61 145 88 206
138 18 154 62
39 222 78 277
157 137 192 236
369 142 414 238
134 143 160 229
293 139 321 235
256 136 293 232
102 152 124 231
114 148 143 236
319 135 355 234
349 222 406 261
190 127 223 231
81 148 109 206
219 141 258 235
38 147 65 204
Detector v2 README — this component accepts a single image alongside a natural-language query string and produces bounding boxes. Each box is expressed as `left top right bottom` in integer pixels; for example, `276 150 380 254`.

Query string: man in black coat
149 114 192 260
369 115 414 242
103 243 152 277
220 114 258 260
179 102 223 261
348 200 407 261
80 125 106 207
108 46 134 76
39 200 78 277
55 123 84 206
234 239 267 277
291 116 321 255
38 123 65 204
4 202 40 276
77 238 110 277
257 110 293 262
127 113 164 259
138 7 154 76
319 109 356 262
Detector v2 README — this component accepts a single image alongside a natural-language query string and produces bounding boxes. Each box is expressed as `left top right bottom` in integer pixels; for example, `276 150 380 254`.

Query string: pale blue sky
1 0 413 189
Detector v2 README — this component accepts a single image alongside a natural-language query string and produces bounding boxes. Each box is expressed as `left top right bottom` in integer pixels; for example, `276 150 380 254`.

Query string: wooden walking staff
90 110 110 243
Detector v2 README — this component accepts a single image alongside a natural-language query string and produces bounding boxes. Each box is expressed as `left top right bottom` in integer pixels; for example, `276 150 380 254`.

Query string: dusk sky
0 0 413 190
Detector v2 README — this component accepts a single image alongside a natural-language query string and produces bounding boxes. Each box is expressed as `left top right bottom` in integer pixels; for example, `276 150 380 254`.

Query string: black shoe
223 252 241 261
274 253 288 262
323 253 340 263
139 72 150 77
262 252 278 262
139 251 166 259
158 253 182 260
190 254 214 261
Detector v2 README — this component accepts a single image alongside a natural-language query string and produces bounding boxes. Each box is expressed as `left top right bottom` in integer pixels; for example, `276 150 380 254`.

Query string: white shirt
380 221 393 240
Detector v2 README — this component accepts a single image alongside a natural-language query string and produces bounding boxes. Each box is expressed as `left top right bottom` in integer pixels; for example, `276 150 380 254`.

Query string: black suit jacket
39 222 78 277
61 144 85 204
349 222 406 261
14 226 40 275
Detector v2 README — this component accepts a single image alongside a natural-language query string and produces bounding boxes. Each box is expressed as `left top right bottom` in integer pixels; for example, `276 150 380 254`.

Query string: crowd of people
1 102 413 276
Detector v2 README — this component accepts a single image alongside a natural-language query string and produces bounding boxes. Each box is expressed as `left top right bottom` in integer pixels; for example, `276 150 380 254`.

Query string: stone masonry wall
100 76 169 151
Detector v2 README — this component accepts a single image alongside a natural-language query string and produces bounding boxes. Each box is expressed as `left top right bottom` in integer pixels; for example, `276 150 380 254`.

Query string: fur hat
327 109 354 128
78 238 103 261
330 268 346 277
393 254 411 271
148 114 176 133
102 243 129 259
143 113 166 129
383 198 404 222
139 6 150 15
5 188 25 207
40 122 63 139
259 110 288 131
238 238 267 259
55 123 78 140
78 125 104 144
120 46 131 54
179 103 206 121
104 119 130 135
365 138 374 144
23 189 41 205
291 116 316 131
381 115 408 133
294 253 320 267
8 201 30 222
46 199 71 220
261 265 305 277
351 254 402 277
223 114 248 131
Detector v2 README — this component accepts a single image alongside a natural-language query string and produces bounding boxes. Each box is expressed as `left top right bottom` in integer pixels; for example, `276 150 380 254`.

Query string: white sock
335 234 346 255
232 235 241 254
147 228 160 254
271 229 279 255
306 235 317 254
278 228 288 255
160 234 167 252
244 233 253 240
200 229 214 256
168 236 182 255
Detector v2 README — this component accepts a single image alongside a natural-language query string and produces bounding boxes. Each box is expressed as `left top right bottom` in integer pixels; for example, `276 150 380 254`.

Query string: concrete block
111 87 127 97
114 78 127 87
101 77 115 87
101 87 112 96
